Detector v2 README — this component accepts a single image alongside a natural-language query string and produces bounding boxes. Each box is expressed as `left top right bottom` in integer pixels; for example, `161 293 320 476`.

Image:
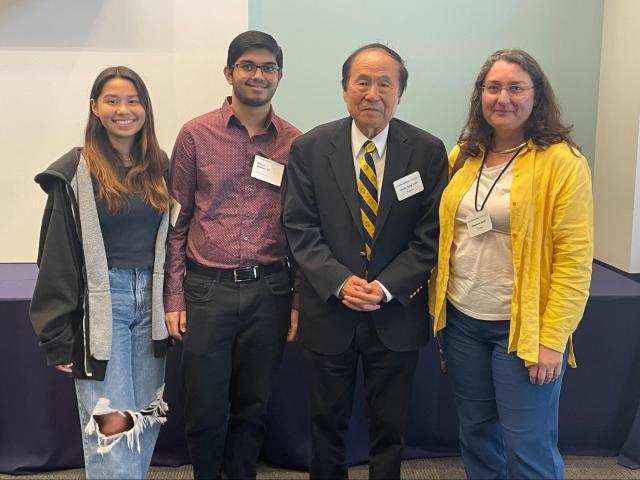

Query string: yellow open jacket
429 140 593 367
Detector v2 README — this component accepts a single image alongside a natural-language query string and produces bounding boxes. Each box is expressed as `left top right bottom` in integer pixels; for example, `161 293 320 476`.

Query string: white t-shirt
447 161 514 320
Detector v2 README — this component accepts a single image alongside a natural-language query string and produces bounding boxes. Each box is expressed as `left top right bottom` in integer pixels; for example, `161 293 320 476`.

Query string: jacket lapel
375 120 411 240
328 119 365 241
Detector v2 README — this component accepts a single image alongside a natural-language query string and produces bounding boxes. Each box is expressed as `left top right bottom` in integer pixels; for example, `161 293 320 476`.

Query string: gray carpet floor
1 456 639 479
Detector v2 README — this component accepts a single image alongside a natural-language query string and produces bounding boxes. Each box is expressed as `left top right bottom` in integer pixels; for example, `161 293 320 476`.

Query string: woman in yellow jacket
430 49 593 479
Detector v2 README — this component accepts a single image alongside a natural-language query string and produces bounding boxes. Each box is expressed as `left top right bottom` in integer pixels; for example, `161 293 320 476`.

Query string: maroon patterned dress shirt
164 98 301 312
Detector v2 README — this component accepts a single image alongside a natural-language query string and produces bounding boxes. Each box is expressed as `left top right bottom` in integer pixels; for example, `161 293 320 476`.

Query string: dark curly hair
458 49 578 157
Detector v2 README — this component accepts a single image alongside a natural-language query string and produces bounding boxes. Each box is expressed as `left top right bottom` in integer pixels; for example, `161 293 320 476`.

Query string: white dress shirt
350 121 389 201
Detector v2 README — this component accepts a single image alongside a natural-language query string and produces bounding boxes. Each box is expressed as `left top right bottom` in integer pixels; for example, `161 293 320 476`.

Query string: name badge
251 155 285 187
169 196 181 228
393 171 424 201
465 209 493 237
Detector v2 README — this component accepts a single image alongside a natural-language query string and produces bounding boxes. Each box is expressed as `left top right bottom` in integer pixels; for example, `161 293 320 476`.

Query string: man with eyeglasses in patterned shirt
164 30 301 480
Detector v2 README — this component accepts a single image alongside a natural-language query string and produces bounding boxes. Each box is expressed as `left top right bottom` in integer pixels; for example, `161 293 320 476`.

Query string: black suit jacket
283 117 447 355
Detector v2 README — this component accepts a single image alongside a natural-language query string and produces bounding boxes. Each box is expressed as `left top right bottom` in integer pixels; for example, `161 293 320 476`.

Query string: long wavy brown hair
83 66 169 213
458 49 579 158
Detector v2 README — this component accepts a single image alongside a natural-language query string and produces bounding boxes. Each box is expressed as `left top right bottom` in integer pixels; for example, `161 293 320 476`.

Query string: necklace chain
475 145 524 212
490 141 527 154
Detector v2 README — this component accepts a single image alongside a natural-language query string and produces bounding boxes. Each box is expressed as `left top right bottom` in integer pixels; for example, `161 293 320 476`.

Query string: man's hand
528 344 563 385
165 310 187 341
287 308 299 342
340 275 383 312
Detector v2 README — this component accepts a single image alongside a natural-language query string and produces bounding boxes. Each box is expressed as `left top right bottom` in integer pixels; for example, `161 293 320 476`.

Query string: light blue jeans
74 267 167 480
443 303 566 480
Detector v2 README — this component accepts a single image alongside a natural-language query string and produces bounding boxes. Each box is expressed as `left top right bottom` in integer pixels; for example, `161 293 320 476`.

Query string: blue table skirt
1 262 639 473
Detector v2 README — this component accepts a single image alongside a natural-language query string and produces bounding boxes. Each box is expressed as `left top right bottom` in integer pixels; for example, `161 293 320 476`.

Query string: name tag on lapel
251 155 285 187
393 171 424 201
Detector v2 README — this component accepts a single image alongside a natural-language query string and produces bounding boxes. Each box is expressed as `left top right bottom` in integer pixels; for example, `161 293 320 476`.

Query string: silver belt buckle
233 266 259 283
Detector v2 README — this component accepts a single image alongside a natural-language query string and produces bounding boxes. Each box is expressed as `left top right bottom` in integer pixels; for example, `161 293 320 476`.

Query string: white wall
0 0 247 262
593 0 640 272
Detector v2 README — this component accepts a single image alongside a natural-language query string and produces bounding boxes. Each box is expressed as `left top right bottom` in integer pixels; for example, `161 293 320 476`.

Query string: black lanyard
474 146 524 212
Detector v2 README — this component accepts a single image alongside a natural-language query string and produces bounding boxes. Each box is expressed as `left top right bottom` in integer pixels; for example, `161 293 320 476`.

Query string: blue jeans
74 267 167 480
443 303 566 480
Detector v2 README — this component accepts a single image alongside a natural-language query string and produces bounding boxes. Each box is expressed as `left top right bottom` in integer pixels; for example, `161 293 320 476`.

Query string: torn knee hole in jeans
83 385 169 454
94 411 134 437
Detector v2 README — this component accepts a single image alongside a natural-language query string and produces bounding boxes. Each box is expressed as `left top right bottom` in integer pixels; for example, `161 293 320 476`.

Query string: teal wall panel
249 0 603 162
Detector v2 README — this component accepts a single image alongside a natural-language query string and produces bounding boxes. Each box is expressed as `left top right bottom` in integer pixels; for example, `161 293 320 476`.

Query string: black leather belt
186 258 289 283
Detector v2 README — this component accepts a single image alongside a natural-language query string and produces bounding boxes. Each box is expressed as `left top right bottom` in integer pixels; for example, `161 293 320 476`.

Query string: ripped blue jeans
74 267 167 480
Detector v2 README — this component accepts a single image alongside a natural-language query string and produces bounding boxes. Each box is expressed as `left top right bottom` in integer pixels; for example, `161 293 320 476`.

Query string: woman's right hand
528 344 563 385
54 363 73 374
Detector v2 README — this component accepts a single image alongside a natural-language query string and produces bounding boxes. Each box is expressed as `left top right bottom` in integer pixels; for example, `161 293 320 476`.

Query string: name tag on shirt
465 209 493 237
170 196 181 228
251 155 285 187
393 171 424 201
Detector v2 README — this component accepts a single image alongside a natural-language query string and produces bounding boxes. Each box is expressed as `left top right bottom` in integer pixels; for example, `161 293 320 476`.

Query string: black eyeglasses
231 62 281 75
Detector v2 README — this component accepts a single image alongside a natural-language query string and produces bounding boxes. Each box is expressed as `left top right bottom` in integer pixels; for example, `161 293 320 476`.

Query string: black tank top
94 172 162 268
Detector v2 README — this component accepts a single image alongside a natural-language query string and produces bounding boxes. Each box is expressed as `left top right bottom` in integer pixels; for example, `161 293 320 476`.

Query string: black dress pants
302 315 419 480
181 268 291 480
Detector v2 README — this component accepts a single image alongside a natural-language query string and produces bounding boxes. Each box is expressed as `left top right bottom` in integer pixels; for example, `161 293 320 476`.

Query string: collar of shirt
220 96 281 135
350 120 389 199
350 120 389 159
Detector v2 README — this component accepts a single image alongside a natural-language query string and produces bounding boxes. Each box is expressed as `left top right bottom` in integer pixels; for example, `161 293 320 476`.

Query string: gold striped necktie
358 140 378 260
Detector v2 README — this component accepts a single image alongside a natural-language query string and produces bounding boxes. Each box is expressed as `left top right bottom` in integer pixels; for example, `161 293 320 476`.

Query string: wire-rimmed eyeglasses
481 84 534 97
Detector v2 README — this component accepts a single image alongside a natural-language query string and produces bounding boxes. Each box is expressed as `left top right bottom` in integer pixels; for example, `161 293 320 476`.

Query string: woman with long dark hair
30 66 171 479
430 49 593 479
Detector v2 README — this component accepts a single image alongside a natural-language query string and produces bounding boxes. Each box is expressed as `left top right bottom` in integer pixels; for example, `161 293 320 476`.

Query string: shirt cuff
164 292 186 313
374 280 393 302
335 275 353 299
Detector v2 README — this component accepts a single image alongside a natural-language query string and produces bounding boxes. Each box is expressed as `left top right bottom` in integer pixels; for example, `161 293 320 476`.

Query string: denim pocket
184 272 216 302
264 269 292 296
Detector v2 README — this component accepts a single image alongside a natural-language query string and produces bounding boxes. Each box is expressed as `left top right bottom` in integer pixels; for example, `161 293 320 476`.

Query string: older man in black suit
283 44 447 479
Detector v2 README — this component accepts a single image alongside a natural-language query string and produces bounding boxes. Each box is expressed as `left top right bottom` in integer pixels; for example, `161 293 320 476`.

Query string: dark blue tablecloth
1 262 639 473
